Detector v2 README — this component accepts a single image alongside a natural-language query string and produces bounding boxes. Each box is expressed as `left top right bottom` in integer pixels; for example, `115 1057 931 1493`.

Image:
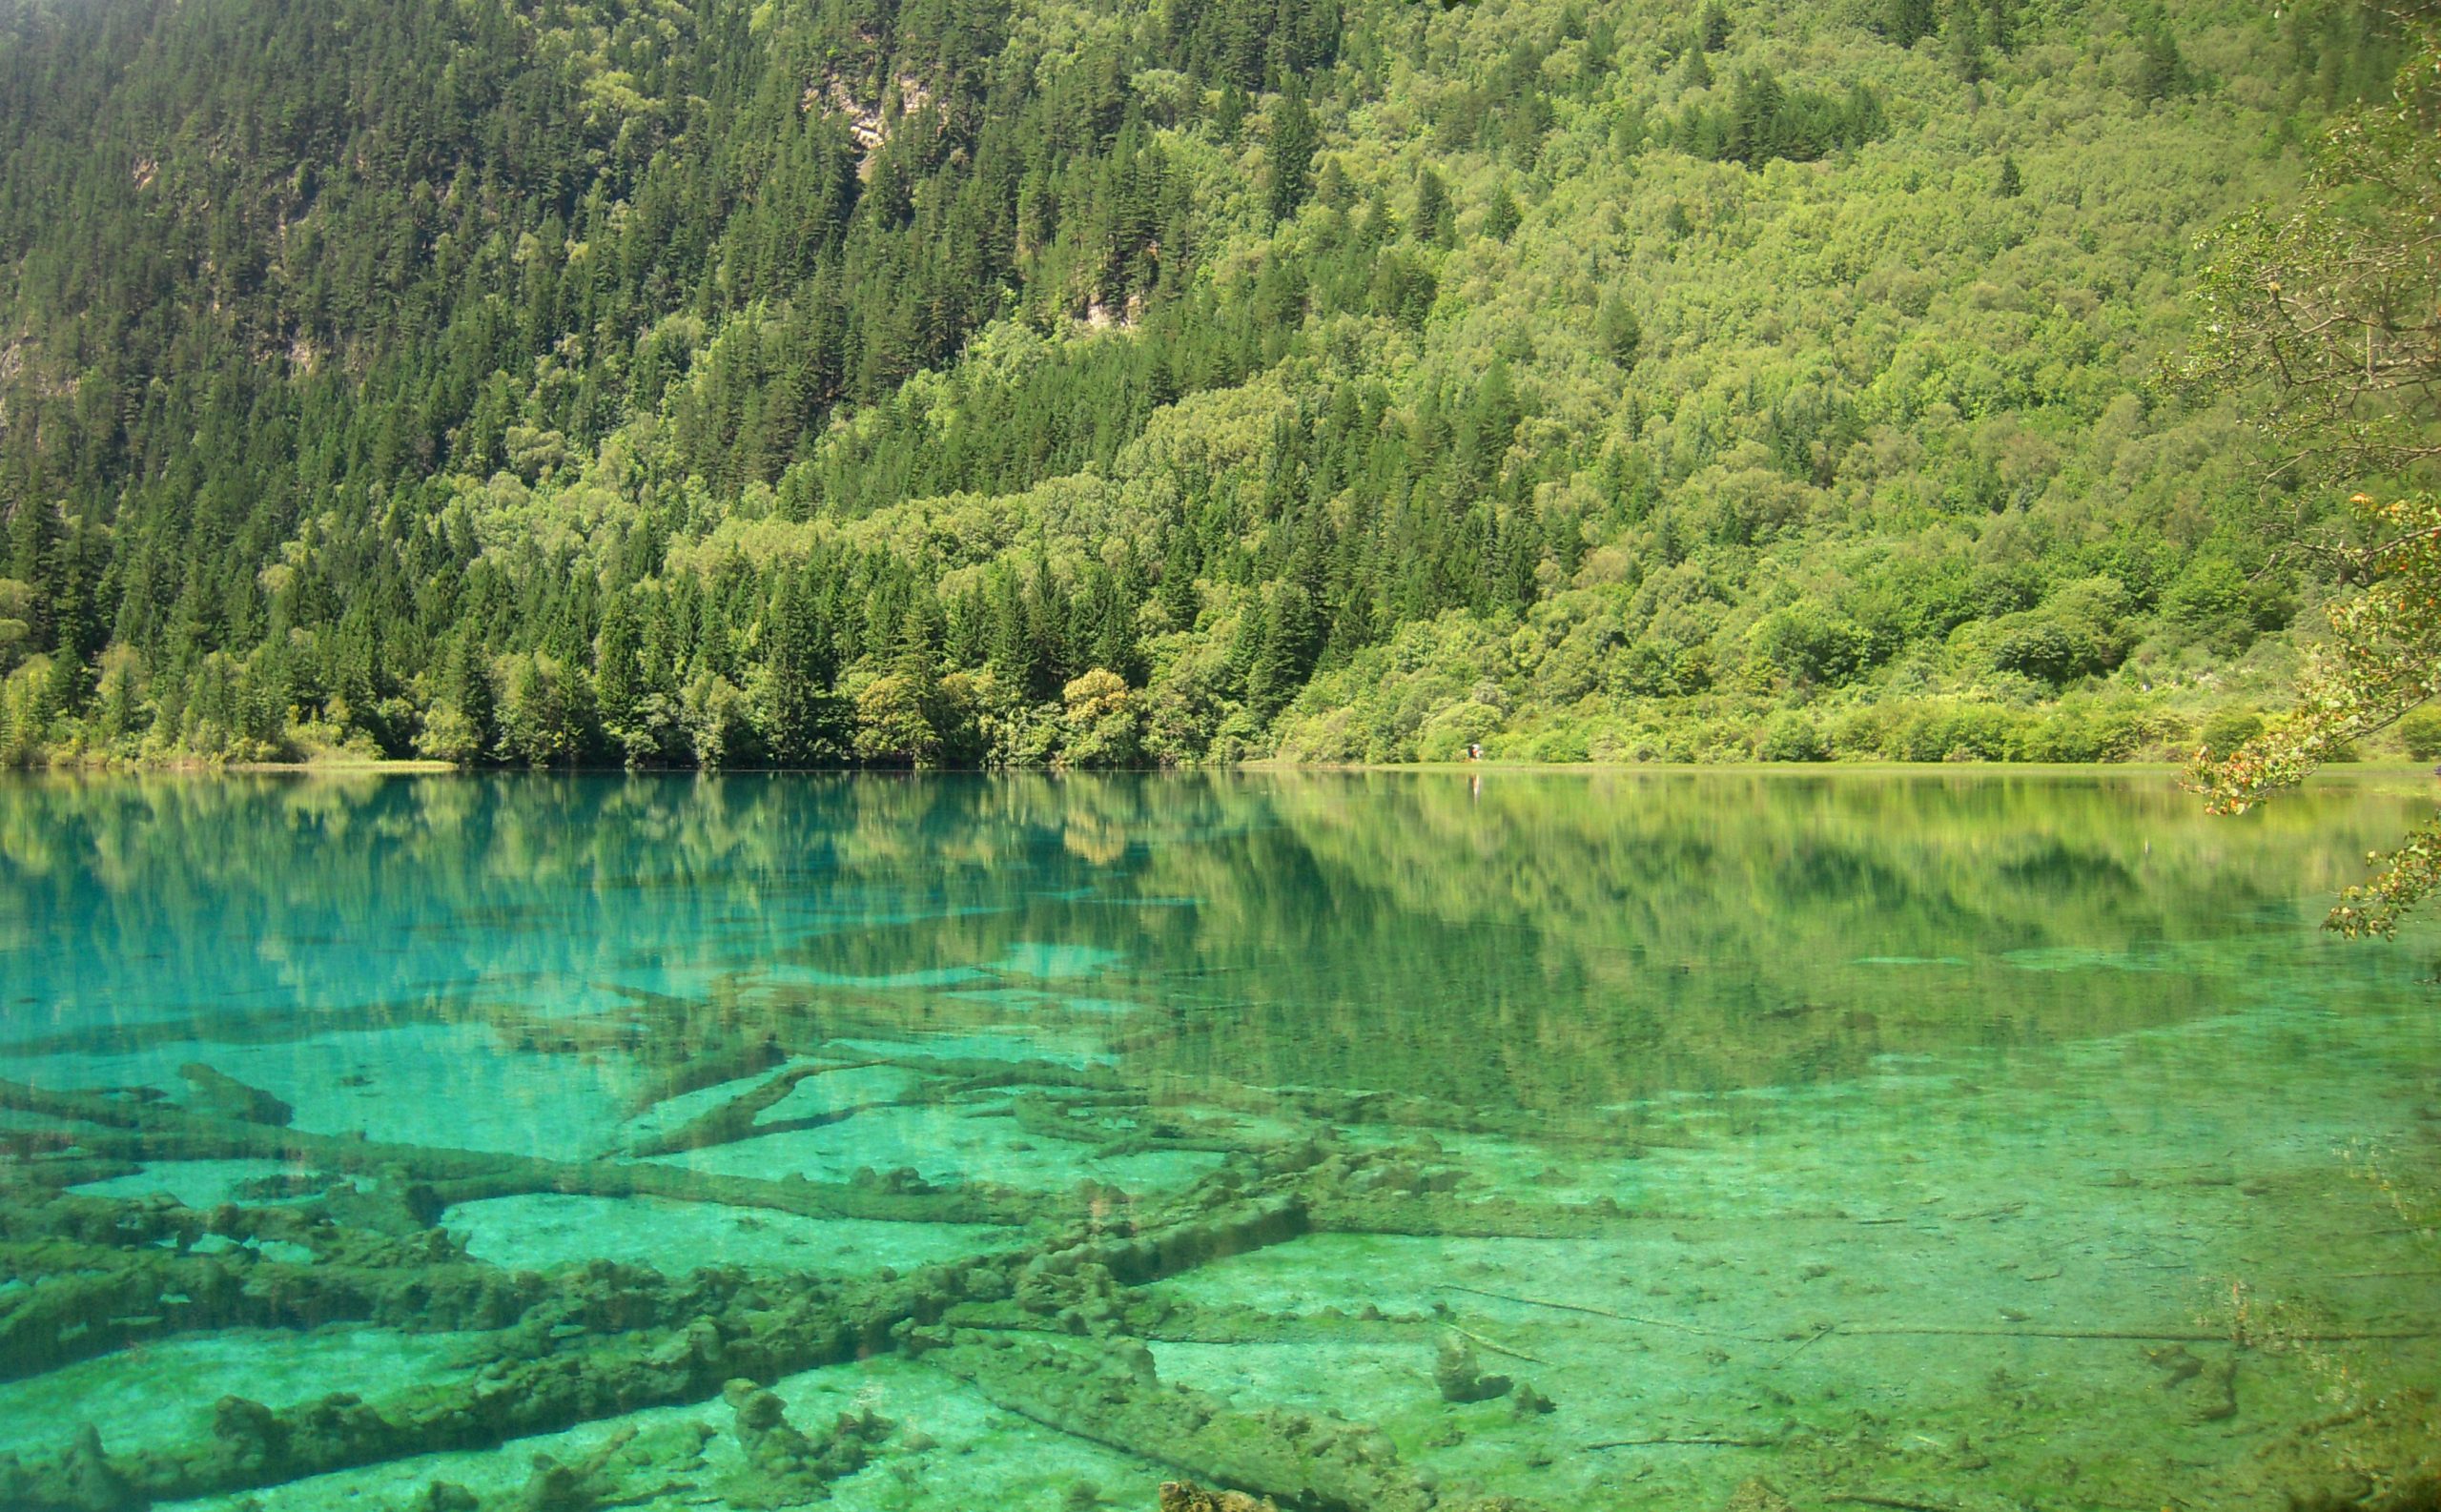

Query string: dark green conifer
1266 85 1319 223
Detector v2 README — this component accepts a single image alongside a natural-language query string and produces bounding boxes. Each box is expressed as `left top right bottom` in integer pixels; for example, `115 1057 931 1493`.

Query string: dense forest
0 0 2429 767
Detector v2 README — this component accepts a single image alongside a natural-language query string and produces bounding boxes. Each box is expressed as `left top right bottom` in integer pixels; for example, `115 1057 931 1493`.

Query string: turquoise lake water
0 769 2436 1511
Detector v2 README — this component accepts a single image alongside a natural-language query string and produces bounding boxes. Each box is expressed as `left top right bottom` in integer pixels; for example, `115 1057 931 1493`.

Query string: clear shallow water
0 769 2436 1511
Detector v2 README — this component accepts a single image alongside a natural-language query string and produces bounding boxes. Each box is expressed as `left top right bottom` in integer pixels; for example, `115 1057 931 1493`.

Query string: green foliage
1481 183 1522 242
2135 26 2193 102
1750 608 1876 688
1699 4 1733 53
1060 667 1146 766
496 655 590 767
1882 0 1938 50
1981 578 2137 688
2189 21 2441 935
1595 296 1643 367
853 674 944 767
1670 66 1889 166
2186 9 2440 490
1267 86 1320 223
2196 708 2264 760
2197 492 2441 933
0 0 2390 775
1755 710 1827 761
2398 706 2441 762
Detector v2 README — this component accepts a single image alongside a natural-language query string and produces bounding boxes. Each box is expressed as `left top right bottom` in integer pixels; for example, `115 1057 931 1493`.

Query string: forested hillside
0 0 2420 766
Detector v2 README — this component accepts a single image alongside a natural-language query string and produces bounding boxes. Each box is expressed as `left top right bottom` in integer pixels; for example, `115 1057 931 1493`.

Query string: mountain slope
0 0 2414 766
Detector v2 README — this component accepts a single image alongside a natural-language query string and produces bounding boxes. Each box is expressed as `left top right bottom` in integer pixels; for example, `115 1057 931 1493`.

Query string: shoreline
222 758 462 773
4 758 2431 784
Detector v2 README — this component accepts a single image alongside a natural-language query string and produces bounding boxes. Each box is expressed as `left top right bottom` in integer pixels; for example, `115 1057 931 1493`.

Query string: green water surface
0 769 2436 1511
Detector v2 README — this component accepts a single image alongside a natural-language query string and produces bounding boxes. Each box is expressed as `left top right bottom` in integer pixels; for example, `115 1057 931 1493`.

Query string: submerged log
624 1061 892 1157
174 1063 294 1127
928 1333 1439 1512
620 1034 788 1118
0 1077 1036 1227
0 1172 1323 1508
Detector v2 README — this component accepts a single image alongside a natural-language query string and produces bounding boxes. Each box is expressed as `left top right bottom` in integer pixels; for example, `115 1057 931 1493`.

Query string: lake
1 768 2436 1511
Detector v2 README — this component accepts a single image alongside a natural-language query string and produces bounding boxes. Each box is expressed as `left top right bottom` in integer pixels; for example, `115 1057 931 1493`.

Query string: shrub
1755 712 1827 762
2195 708 2264 760
1983 577 2137 687
1826 705 1894 759
1527 728 1591 763
1750 607 1875 687
2020 710 2103 763
2091 708 2167 762
1416 699 1504 761
414 705 484 764
2401 706 2441 762
1941 705 2020 761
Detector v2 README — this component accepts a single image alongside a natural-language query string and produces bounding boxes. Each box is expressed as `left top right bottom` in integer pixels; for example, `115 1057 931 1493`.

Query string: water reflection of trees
1 771 2425 1112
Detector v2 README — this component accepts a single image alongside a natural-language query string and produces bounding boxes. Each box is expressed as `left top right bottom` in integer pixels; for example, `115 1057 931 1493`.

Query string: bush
1989 619 2088 685
1755 711 1827 762
2401 706 2441 762
1982 577 2137 687
1872 701 2031 762
1417 699 1504 761
2091 708 2168 762
1941 705 2020 761
1527 728 1590 763
2195 709 2264 760
1749 608 1875 687
414 705 484 763
1826 705 1894 759
2020 710 2103 763
2163 555 2289 656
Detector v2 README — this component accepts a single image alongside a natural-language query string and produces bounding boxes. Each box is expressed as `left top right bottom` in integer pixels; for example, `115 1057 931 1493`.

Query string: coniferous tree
1983 0 2018 55
1700 4 1733 51
1267 85 1319 223
758 570 839 766
1414 169 1455 245
1482 184 1522 242
1885 0 1938 48
2137 26 2189 100
1947 6 1989 82
4 501 57 651
1596 295 1642 366
447 633 497 756
596 597 646 748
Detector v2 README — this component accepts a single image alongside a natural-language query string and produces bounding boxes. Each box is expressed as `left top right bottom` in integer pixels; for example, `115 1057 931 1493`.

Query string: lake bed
1 769 2435 1511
